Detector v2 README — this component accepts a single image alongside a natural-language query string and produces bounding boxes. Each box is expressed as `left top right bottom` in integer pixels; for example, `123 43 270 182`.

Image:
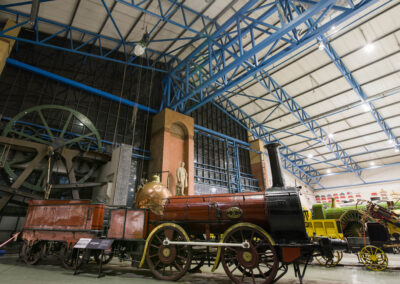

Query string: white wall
314 164 400 204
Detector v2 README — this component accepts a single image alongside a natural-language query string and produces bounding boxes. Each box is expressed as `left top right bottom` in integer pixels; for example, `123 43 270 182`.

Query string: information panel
86 239 114 250
74 238 92 249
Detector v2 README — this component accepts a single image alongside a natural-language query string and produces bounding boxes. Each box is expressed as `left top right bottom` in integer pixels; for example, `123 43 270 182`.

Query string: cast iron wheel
146 225 192 281
221 225 278 284
94 251 114 265
1 105 102 192
61 245 86 270
21 242 43 265
315 251 343 267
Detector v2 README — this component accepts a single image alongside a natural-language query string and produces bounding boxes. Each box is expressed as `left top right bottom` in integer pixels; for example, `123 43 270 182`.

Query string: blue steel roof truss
1 0 392 189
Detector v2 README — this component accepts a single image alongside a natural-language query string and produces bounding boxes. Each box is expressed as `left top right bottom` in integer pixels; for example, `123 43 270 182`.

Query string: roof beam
116 0 218 38
320 36 400 151
255 69 363 177
212 95 323 188
238 29 400 121
0 7 175 72
166 0 379 112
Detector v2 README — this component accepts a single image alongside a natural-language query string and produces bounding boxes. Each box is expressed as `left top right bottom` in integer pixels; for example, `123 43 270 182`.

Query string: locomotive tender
19 143 345 283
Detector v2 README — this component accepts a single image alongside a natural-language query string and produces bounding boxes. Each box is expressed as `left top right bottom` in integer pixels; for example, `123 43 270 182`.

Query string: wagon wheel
315 251 343 267
221 225 278 284
1 105 102 193
21 242 43 265
360 245 388 271
61 245 87 270
340 210 364 237
146 225 192 281
94 251 114 265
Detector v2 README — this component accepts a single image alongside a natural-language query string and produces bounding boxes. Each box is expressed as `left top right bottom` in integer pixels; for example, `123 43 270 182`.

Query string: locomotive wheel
360 246 388 271
315 251 343 267
146 225 192 281
221 225 278 284
339 210 365 238
61 245 87 270
21 242 43 265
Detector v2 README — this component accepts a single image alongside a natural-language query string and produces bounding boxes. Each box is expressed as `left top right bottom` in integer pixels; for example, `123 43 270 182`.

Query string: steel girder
255 69 363 177
166 0 379 112
163 0 378 187
116 0 218 38
0 7 176 72
212 95 323 188
319 36 400 151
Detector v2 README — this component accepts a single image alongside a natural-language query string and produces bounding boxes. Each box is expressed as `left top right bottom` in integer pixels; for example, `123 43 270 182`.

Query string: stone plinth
148 108 194 196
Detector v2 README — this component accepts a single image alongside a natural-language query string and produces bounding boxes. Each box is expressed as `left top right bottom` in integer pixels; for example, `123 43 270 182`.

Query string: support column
92 144 132 206
249 139 269 191
0 19 21 74
148 109 194 196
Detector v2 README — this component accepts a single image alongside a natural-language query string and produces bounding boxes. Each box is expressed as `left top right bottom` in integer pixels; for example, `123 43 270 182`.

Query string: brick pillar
148 109 194 196
249 139 269 191
0 19 21 74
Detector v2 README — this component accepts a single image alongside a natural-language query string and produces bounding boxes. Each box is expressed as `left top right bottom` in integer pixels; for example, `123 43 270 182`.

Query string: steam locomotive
18 143 345 283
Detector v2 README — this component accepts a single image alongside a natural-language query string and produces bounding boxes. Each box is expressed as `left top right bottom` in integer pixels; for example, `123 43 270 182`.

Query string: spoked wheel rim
339 210 365 238
221 226 278 284
61 245 86 270
315 251 343 267
1 105 102 192
21 242 43 265
146 225 192 281
360 246 388 271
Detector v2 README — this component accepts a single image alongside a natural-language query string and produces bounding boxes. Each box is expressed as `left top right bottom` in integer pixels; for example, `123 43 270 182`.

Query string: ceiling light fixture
364 42 374 53
318 42 325 50
328 133 334 138
362 103 371 112
388 139 394 144
308 154 313 159
134 32 149 56
327 169 331 174
330 25 336 31
370 161 375 166
395 148 399 153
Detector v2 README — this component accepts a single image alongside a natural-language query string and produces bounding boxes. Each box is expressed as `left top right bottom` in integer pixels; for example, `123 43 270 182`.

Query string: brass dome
135 175 171 215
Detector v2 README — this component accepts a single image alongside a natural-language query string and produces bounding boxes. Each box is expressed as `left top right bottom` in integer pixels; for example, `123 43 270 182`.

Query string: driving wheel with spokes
146 225 192 281
21 242 43 265
221 225 278 284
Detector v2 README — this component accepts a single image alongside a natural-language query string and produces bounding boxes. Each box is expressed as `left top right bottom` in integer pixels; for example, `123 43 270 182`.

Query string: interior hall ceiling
0 0 399 190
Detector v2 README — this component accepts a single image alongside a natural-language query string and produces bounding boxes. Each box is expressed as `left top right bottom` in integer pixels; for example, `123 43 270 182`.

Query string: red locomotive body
149 192 268 235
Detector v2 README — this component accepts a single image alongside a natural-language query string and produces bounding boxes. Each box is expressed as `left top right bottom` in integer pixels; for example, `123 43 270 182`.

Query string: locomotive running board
163 238 250 248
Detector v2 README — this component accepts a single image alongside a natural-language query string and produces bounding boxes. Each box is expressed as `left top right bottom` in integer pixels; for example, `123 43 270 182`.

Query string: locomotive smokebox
265 142 285 188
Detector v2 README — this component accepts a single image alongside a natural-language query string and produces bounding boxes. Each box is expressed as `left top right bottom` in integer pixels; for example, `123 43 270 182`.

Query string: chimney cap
264 142 281 150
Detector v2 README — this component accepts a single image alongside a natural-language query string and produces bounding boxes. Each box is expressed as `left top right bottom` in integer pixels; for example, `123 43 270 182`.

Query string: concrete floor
0 253 399 284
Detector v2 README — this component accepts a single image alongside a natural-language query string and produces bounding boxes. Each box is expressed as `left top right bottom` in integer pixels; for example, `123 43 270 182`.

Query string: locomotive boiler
18 143 345 283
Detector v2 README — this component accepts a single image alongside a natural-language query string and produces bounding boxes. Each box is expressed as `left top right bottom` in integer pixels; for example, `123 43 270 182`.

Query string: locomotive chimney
265 143 285 188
